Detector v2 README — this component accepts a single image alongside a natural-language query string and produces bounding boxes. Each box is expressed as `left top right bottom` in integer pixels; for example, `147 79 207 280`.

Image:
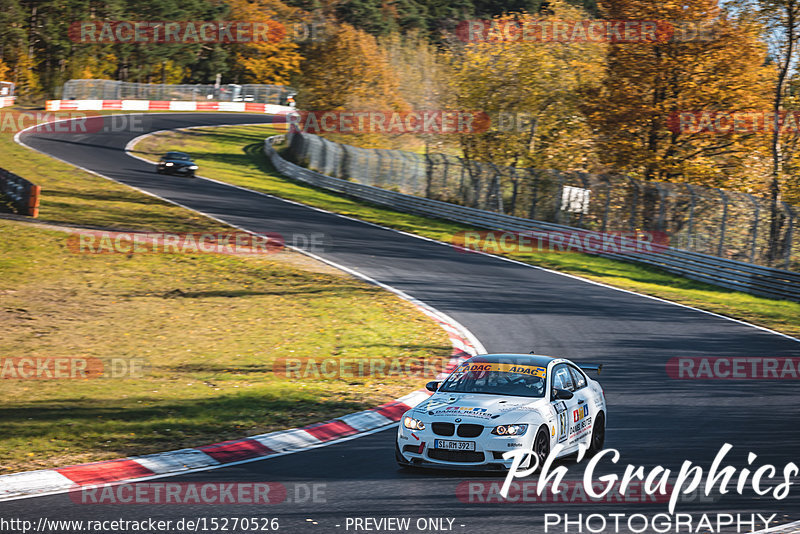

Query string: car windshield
165 152 191 161
438 361 547 398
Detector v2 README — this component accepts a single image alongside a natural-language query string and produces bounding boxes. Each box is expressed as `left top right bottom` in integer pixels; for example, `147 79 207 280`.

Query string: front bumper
396 422 533 470
158 165 195 174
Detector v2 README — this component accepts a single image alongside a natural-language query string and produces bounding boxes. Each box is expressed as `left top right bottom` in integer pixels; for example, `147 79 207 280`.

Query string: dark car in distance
156 151 198 177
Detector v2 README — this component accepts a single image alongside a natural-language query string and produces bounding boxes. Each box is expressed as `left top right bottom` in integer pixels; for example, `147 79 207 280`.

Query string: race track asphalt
4 113 799 533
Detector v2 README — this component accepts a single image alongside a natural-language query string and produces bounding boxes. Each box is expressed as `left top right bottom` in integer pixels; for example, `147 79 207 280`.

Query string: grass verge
132 124 800 338
1 122 452 472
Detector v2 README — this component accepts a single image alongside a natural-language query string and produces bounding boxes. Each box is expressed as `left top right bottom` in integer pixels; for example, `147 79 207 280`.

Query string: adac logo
573 405 588 422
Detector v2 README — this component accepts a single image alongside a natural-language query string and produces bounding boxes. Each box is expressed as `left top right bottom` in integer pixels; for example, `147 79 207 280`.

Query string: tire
395 443 412 469
531 426 550 471
588 411 605 454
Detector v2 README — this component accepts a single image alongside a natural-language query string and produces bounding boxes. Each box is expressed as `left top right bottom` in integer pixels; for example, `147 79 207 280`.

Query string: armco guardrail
265 135 800 303
0 168 41 217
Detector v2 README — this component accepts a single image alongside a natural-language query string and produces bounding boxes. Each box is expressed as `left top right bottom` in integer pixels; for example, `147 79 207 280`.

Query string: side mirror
552 388 573 400
426 381 440 392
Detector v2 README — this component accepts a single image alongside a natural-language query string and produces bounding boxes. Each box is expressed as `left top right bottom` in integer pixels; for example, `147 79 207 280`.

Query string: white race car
396 354 606 470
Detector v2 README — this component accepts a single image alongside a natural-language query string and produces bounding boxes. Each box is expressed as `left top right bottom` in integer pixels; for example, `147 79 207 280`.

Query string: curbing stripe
338 410 395 432
303 421 359 442
56 459 155 485
372 401 414 422
0 470 74 499
197 439 275 464
133 449 220 474
45 99 294 115
250 429 323 453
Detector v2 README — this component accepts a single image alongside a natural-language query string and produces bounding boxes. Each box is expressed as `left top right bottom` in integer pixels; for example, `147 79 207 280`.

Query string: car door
550 363 581 452
566 365 595 448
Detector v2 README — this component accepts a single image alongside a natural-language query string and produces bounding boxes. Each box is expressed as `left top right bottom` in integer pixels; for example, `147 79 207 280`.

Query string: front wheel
531 426 550 471
588 412 605 454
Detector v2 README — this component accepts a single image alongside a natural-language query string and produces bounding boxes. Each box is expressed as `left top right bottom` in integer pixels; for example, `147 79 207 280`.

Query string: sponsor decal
454 362 547 378
557 411 568 443
569 416 592 440
573 406 589 423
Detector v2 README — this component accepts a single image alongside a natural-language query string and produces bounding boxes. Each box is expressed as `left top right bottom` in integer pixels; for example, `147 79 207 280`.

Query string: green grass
0 219 452 473
132 124 800 338
0 119 453 472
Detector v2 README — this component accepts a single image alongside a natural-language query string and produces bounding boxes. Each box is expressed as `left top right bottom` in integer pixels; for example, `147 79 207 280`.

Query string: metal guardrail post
745 193 760 264
684 183 696 252
529 168 539 221
783 201 795 270
601 176 611 233
717 188 728 258
626 177 639 233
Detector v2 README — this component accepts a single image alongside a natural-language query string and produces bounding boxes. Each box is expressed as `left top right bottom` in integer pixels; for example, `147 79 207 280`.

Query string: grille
403 445 422 454
428 449 485 463
456 424 483 437
432 422 455 436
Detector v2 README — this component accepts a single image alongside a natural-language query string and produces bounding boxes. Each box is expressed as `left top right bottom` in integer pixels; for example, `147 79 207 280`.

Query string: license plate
433 440 475 451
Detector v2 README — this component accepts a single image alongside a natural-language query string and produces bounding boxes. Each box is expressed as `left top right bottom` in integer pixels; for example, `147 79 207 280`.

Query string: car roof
164 151 191 158
463 353 559 367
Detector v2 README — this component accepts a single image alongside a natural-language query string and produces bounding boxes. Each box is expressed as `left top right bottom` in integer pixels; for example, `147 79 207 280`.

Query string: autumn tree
747 0 800 260
296 22 406 111
227 0 304 84
584 0 772 185
449 3 606 170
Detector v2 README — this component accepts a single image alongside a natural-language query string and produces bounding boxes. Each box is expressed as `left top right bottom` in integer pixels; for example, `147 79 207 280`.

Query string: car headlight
491 424 528 436
165 162 173 166
403 417 425 431
189 165 198 170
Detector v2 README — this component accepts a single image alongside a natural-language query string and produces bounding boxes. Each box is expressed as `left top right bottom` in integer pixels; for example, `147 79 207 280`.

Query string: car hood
162 159 194 165
413 392 549 423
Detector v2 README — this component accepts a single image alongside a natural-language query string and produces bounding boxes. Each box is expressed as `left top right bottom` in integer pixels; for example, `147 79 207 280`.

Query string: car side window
568 366 587 390
552 364 575 392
